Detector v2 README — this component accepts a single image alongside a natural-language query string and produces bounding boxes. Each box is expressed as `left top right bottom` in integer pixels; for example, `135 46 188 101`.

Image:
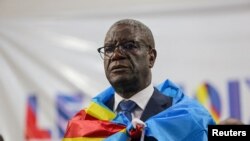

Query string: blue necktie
118 100 137 121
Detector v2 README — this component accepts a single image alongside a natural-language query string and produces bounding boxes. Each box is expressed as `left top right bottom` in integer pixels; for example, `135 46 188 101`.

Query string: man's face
103 24 155 94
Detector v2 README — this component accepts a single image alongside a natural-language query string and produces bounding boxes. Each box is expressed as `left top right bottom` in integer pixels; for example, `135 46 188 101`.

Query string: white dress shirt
114 83 154 119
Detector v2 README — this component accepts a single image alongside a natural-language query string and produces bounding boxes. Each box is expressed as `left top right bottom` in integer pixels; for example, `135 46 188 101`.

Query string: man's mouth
110 65 129 72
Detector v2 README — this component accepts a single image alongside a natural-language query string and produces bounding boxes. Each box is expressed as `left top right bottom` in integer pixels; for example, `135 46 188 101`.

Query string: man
63 19 215 141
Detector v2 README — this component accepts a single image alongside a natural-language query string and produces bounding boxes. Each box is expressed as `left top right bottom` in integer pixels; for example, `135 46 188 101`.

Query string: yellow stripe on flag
86 101 116 120
119 128 126 133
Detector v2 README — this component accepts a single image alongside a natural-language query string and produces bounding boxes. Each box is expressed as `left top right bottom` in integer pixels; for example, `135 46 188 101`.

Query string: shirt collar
114 83 154 111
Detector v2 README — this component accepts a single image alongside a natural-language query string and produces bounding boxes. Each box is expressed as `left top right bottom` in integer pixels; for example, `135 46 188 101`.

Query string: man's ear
149 48 157 68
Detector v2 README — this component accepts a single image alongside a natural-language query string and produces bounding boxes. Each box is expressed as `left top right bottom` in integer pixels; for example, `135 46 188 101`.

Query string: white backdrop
1 0 250 141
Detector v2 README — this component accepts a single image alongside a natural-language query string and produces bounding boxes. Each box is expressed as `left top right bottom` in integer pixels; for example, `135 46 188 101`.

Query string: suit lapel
140 88 172 121
105 95 114 111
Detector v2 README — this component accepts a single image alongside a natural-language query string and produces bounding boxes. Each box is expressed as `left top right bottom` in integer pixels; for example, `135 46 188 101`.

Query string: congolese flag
63 79 216 141
62 99 130 140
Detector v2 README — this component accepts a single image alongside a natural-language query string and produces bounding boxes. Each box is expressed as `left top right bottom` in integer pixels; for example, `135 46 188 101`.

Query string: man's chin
109 75 132 86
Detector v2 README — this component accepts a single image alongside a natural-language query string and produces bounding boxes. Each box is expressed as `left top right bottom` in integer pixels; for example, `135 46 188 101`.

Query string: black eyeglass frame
97 41 151 60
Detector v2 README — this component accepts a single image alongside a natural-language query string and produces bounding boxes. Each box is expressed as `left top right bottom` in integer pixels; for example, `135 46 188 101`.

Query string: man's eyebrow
105 40 135 45
104 42 115 46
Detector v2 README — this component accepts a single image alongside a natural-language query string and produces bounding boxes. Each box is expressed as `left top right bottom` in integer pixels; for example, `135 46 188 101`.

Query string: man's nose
110 46 125 59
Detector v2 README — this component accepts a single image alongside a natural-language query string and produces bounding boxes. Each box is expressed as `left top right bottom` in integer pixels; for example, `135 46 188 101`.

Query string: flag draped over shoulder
63 79 215 141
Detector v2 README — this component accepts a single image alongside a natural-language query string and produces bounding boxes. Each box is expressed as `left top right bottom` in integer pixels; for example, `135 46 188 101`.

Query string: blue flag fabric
93 79 215 141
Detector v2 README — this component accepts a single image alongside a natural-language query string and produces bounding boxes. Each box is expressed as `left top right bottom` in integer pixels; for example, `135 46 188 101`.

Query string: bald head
105 19 155 49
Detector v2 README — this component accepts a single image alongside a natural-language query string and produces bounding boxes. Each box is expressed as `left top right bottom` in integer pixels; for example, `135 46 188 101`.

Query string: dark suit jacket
105 88 173 141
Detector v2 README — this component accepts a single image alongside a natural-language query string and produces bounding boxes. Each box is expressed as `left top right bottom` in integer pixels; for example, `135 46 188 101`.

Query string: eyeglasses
97 42 141 60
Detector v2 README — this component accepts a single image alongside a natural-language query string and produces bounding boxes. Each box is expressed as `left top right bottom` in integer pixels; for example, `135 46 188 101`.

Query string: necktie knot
118 100 137 121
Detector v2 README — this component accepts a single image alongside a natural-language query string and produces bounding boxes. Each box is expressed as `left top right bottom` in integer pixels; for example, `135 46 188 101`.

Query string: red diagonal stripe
64 110 126 138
